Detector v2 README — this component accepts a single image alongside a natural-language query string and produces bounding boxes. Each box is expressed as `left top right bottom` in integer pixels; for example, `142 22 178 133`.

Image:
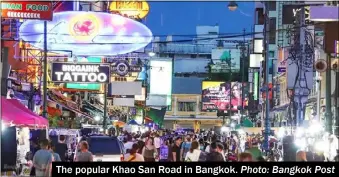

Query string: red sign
1 1 53 20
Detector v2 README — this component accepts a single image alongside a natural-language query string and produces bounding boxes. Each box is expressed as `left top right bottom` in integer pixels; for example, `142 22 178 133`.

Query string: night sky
143 2 255 39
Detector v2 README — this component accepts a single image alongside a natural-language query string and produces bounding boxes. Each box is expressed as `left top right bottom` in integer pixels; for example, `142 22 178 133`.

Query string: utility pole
240 28 246 125
103 83 108 132
325 54 332 134
263 2 271 151
42 21 48 118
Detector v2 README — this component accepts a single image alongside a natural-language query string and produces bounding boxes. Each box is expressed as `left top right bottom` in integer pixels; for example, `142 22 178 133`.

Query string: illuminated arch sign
109 1 150 19
19 11 153 56
51 63 110 83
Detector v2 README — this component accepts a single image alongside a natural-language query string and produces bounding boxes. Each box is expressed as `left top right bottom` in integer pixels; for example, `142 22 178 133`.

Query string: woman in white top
185 141 202 162
125 143 144 162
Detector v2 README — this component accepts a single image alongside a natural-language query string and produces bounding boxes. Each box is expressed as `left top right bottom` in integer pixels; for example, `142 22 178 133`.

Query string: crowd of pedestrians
120 130 266 162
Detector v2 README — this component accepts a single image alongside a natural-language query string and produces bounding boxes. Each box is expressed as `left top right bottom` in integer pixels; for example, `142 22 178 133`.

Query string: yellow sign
202 81 225 90
109 0 150 19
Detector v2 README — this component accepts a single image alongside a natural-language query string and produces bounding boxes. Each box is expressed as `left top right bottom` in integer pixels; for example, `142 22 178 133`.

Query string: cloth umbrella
128 119 139 126
113 121 125 128
242 118 254 127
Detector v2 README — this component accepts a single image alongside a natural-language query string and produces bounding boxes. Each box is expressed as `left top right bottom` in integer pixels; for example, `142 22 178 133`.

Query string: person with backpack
180 136 192 161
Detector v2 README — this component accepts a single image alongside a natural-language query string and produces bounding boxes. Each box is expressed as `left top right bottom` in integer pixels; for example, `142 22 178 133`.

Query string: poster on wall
51 63 110 83
210 49 241 73
201 81 247 111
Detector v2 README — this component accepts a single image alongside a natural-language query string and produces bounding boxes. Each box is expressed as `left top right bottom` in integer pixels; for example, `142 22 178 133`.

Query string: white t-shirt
154 137 161 149
185 149 201 162
205 145 210 153
124 153 145 162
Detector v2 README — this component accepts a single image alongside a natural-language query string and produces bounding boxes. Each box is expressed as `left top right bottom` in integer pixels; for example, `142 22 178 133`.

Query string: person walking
142 138 156 162
170 137 182 162
185 141 204 162
32 139 53 177
125 143 144 162
206 142 225 162
75 141 93 162
181 136 192 161
49 142 61 162
159 139 169 162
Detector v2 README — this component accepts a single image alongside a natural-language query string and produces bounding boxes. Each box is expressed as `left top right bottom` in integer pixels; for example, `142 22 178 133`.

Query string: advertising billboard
66 57 102 90
1 1 53 20
211 49 241 73
149 59 172 106
202 81 247 111
51 63 110 83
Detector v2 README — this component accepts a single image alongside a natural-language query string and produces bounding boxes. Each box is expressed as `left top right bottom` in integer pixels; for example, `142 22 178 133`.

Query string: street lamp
228 2 238 11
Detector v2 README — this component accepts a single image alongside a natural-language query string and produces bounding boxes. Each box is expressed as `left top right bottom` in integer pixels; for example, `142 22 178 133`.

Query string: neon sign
51 63 110 83
109 1 150 19
69 14 100 42
19 11 153 56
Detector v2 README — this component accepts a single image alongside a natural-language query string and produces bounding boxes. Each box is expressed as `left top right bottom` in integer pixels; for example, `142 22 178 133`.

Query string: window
269 51 275 58
177 102 196 112
166 105 172 111
268 1 276 11
269 18 276 44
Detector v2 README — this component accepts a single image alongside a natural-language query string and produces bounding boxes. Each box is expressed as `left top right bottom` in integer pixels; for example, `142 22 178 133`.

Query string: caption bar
52 163 338 177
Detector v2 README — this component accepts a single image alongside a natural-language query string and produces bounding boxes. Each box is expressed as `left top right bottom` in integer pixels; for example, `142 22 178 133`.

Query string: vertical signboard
149 59 172 106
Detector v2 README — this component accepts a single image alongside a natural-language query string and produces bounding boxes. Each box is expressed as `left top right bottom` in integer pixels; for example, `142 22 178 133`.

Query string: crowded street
1 1 339 177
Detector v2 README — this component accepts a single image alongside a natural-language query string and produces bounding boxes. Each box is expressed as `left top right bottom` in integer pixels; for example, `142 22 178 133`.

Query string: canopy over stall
1 97 48 128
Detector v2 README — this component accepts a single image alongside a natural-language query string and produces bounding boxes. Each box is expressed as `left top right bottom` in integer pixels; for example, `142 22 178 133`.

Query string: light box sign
149 59 172 106
66 57 102 90
109 0 150 19
310 6 339 22
211 49 241 73
19 11 153 56
1 1 53 20
201 81 247 111
51 63 110 83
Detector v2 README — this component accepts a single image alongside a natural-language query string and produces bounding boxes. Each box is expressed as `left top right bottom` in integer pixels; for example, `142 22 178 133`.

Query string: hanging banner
51 63 110 83
1 1 53 20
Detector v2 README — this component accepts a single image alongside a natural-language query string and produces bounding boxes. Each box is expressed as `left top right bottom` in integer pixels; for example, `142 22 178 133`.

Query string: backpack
198 151 207 162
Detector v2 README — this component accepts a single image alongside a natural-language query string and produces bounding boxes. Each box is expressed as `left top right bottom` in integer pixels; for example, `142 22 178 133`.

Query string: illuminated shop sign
109 0 150 19
1 1 53 20
19 11 153 56
51 63 110 83
66 57 102 90
111 60 141 76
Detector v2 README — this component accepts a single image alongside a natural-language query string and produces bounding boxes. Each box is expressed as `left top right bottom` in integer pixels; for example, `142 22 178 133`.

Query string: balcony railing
156 43 217 54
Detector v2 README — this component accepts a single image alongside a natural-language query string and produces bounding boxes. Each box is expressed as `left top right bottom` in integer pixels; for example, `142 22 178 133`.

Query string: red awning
1 97 48 128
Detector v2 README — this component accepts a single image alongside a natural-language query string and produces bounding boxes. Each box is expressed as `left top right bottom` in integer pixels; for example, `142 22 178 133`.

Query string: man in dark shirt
55 135 68 162
206 142 225 162
171 137 182 162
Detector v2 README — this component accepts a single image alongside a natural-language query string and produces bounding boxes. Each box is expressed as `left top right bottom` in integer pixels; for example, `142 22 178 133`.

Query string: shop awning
1 97 48 128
